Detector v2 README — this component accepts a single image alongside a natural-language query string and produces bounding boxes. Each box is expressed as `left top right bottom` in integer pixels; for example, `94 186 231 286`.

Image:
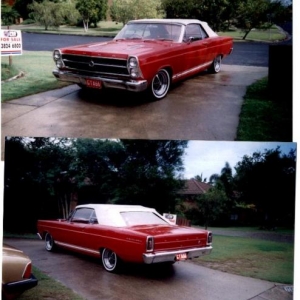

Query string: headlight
130 70 139 78
53 50 61 61
127 56 142 78
129 57 138 68
53 50 64 68
56 61 64 68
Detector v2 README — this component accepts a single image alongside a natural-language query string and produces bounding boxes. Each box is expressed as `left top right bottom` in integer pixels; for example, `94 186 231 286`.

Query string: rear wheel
209 55 222 73
150 68 170 100
45 232 55 252
101 248 120 272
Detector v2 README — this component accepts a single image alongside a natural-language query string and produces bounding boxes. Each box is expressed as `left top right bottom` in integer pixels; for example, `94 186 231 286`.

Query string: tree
197 187 229 229
60 0 81 26
28 0 64 29
110 0 165 25
1 3 20 25
3 138 188 232
76 0 108 32
209 162 235 198
112 140 187 213
234 147 296 228
162 0 201 19
194 174 207 183
13 0 37 20
162 0 232 31
235 0 272 39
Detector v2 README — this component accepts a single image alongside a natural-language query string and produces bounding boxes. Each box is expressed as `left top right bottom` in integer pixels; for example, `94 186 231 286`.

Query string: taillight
23 262 32 279
207 232 212 244
146 236 154 252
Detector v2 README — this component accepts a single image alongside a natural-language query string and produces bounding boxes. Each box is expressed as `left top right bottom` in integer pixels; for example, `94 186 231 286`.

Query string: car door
62 207 94 249
183 23 210 70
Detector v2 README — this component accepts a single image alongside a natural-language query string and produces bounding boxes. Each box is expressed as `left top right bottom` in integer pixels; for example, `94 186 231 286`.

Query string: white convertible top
128 19 218 38
75 204 172 227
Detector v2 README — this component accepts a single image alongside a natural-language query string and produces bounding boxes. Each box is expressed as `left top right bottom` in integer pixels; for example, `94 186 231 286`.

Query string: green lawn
195 235 294 284
236 77 292 141
1 51 70 102
6 21 123 37
218 26 286 42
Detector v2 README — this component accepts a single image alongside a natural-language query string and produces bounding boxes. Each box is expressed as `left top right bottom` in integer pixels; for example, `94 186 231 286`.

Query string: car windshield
121 211 170 226
114 23 183 42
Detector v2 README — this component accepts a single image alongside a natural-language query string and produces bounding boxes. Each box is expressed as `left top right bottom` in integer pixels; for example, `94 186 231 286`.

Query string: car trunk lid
128 225 209 250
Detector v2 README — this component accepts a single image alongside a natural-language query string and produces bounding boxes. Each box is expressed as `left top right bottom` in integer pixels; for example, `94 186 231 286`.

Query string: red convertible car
52 19 233 100
37 204 212 272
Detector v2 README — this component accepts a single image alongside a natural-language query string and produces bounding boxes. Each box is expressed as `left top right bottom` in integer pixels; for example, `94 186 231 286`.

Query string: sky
182 140 296 180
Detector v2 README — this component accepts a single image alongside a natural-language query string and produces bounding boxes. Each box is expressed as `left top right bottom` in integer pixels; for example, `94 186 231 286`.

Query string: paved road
1 65 268 159
3 238 293 300
21 32 270 67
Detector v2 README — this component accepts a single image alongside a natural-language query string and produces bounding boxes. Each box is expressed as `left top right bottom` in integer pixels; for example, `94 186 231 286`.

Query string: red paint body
37 204 212 266
52 19 233 99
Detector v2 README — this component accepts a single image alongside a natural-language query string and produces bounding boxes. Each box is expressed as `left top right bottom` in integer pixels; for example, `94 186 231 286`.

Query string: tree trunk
242 28 252 40
83 20 89 32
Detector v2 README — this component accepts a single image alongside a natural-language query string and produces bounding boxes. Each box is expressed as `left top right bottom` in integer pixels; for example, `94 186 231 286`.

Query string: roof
75 204 172 227
129 19 204 26
77 203 156 213
178 179 212 195
127 19 218 38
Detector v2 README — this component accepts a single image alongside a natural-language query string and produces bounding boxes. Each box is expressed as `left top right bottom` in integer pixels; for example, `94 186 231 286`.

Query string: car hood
59 39 174 59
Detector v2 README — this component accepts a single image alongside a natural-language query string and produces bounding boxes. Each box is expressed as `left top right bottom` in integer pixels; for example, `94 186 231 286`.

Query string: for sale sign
1 30 22 56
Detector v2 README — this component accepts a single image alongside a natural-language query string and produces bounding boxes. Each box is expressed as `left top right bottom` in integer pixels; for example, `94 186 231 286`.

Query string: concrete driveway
1 65 268 159
3 238 293 300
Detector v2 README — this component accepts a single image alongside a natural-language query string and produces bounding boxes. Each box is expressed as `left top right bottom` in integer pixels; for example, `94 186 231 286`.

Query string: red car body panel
52 19 233 100
37 204 212 267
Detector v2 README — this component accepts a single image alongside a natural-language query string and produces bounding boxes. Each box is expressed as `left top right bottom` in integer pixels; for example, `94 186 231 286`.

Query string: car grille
62 54 130 77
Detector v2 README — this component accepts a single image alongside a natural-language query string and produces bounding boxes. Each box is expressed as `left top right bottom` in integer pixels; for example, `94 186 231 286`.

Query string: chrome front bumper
52 69 148 92
143 246 213 264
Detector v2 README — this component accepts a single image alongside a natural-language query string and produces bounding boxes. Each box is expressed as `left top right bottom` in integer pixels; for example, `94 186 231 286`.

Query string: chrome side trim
55 241 100 256
172 61 212 80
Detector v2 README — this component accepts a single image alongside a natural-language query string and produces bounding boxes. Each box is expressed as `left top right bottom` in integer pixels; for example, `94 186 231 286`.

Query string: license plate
176 253 187 261
86 79 102 89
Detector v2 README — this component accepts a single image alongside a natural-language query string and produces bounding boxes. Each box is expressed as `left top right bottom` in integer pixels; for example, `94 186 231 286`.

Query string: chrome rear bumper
143 246 213 264
52 69 148 92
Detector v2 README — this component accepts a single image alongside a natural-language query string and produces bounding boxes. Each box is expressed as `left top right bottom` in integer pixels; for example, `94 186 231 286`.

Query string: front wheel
149 69 171 100
101 248 120 272
209 55 222 73
45 232 55 252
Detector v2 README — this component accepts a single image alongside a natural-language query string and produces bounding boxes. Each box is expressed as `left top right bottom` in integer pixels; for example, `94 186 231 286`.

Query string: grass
218 26 286 42
195 235 294 284
18 266 85 300
1 62 20 81
236 77 292 141
7 21 123 37
203 226 295 234
1 51 70 102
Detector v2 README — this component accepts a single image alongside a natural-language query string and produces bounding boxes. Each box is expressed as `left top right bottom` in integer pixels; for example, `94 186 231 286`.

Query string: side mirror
184 36 196 44
89 217 98 224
